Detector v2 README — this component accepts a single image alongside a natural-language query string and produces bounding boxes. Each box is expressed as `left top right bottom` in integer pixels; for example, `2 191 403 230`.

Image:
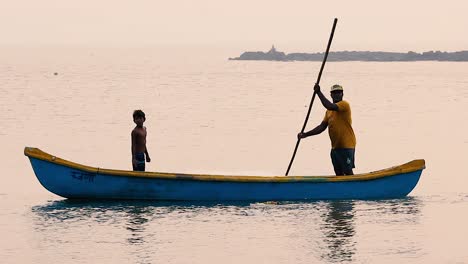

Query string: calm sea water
1 46 467 263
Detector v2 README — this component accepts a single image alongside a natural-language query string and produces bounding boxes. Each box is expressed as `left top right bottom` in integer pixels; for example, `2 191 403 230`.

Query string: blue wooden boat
24 147 425 201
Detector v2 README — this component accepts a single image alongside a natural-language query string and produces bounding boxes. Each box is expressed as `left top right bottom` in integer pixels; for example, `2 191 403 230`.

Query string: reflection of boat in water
25 147 425 201
30 198 422 263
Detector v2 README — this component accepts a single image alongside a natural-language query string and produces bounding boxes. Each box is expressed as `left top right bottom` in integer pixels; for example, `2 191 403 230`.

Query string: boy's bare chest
134 128 147 138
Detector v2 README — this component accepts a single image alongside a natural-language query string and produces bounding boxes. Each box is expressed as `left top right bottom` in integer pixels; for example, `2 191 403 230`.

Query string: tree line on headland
229 46 468 62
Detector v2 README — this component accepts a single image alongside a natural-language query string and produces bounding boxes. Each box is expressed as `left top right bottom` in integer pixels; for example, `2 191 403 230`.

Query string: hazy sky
1 0 467 52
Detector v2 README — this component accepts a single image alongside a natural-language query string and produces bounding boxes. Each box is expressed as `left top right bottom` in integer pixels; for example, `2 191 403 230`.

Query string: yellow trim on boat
24 147 425 183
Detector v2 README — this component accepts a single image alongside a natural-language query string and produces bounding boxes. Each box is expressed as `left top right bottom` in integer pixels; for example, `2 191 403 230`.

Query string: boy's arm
131 130 137 163
144 127 151 162
145 147 151 162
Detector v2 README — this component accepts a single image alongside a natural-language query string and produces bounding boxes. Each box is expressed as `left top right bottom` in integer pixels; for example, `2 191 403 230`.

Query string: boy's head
133 110 146 126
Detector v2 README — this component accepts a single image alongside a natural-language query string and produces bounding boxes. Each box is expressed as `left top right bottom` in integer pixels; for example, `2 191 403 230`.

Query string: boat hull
28 154 423 201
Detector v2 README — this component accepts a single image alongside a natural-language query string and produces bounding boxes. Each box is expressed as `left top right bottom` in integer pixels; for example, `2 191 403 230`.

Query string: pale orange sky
1 0 467 52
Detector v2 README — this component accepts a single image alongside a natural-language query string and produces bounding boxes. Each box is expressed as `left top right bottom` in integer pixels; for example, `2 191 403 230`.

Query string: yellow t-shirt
323 100 356 149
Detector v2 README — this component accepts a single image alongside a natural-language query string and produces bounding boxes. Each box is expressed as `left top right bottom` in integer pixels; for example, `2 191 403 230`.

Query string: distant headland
229 45 468 62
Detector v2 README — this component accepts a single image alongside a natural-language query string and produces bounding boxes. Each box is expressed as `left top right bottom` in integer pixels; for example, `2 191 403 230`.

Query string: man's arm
298 121 328 139
314 84 338 111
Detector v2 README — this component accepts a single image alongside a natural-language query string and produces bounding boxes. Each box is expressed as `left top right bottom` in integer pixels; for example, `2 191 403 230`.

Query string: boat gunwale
24 147 425 183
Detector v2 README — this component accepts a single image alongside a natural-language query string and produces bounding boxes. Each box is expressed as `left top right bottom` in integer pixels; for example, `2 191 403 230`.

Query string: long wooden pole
285 18 338 176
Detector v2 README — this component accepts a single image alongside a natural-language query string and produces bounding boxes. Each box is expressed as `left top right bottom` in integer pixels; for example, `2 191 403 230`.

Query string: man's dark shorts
133 152 145 171
330 148 355 175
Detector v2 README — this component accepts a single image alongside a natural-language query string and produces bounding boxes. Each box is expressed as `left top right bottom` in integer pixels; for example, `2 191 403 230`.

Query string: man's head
330 84 344 103
133 110 146 126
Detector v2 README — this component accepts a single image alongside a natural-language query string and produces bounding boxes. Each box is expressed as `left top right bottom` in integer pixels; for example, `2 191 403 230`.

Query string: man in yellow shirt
298 84 356 175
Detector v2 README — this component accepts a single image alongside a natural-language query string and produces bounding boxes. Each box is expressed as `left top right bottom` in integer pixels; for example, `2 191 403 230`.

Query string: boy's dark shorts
133 152 145 171
330 148 355 174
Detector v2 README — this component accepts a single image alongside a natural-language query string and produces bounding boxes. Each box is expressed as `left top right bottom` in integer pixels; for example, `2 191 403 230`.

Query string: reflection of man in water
321 201 356 262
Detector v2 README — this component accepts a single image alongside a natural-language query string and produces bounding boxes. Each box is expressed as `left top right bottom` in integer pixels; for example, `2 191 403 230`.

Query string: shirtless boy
131 110 151 171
